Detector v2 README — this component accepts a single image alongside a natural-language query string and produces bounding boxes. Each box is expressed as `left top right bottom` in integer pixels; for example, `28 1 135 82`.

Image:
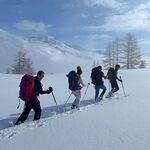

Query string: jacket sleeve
79 76 85 87
37 80 47 94
114 71 120 80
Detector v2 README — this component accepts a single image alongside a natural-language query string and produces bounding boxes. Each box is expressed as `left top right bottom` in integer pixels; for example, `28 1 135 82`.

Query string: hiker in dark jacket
91 66 106 101
106 64 122 98
15 70 53 125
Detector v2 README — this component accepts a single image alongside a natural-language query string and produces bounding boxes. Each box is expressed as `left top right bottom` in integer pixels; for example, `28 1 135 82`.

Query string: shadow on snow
0 99 94 131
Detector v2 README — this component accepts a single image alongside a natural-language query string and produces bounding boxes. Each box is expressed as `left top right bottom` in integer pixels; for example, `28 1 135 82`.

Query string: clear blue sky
0 0 150 52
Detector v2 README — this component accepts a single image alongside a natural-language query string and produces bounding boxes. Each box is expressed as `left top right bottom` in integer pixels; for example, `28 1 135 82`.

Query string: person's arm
79 76 86 87
102 72 107 79
116 72 122 82
37 81 51 94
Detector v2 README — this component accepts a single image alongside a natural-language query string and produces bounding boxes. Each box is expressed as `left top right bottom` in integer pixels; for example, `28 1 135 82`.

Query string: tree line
102 33 146 70
6 51 34 74
6 32 147 74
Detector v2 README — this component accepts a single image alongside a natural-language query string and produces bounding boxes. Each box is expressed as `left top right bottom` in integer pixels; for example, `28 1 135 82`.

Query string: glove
46 90 51 94
46 87 53 94
78 85 83 90
49 87 53 92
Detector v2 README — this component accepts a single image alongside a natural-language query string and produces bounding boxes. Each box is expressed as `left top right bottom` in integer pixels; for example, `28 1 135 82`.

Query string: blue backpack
67 70 79 91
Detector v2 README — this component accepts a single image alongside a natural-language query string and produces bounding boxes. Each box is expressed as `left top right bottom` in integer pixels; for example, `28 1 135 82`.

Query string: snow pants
95 84 106 100
110 80 119 93
17 100 41 122
72 90 81 109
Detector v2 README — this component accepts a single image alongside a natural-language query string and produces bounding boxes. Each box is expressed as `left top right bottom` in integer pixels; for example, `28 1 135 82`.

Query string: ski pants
95 84 106 100
110 80 119 93
72 90 81 109
17 100 41 122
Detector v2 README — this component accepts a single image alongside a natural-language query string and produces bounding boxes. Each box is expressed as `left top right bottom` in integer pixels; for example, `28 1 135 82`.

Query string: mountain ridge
0 29 100 74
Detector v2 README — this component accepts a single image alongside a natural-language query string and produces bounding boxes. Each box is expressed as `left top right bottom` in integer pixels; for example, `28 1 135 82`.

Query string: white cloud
138 38 150 45
75 34 111 40
74 34 111 50
15 20 51 33
83 0 125 9
84 2 150 32
99 34 112 39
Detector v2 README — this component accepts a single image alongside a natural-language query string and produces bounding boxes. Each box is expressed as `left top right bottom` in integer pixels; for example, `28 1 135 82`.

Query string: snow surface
0 69 150 150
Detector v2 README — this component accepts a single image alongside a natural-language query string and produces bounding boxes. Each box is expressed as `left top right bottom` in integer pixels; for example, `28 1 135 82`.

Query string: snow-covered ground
0 68 150 150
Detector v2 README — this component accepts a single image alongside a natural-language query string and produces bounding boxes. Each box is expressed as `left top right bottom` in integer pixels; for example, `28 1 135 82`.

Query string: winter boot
15 120 24 125
71 104 76 109
99 96 103 101
106 91 114 98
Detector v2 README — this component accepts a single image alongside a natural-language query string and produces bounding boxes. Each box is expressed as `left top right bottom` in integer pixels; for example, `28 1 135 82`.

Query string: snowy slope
0 29 101 74
0 69 150 150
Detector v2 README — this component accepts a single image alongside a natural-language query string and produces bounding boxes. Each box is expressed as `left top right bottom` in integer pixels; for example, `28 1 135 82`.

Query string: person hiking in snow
15 70 53 125
77 66 86 88
67 66 86 110
91 66 106 102
106 64 122 98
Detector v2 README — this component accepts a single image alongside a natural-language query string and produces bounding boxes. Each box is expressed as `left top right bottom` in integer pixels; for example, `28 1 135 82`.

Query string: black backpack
91 67 99 85
107 67 115 80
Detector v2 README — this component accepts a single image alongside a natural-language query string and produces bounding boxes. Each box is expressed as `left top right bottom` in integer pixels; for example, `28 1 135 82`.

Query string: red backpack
19 74 35 102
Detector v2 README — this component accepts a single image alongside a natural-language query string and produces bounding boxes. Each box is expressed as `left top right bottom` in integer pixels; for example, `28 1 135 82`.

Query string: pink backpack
19 74 35 102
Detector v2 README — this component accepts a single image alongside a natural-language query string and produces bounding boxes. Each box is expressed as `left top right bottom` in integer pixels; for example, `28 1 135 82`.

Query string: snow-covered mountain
0 29 149 74
0 29 101 74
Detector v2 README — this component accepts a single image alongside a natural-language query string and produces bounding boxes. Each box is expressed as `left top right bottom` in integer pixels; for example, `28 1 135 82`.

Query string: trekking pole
65 91 72 105
81 83 90 101
108 80 111 92
119 76 126 97
51 91 59 112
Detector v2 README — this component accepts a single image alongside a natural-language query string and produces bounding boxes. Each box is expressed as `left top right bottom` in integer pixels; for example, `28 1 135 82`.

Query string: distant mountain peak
0 29 102 73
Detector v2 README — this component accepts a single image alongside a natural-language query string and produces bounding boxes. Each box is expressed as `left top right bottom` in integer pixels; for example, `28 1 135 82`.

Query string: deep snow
0 68 150 150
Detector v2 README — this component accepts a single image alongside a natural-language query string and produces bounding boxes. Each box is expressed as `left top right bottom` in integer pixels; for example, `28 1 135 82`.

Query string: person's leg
72 90 81 109
106 80 115 98
95 85 100 101
110 80 115 92
99 85 106 99
112 80 119 93
32 100 42 121
72 91 77 109
15 102 32 124
71 100 76 109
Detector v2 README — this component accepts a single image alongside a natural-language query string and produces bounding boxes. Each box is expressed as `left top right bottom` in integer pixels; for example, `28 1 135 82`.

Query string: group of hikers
15 64 122 125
